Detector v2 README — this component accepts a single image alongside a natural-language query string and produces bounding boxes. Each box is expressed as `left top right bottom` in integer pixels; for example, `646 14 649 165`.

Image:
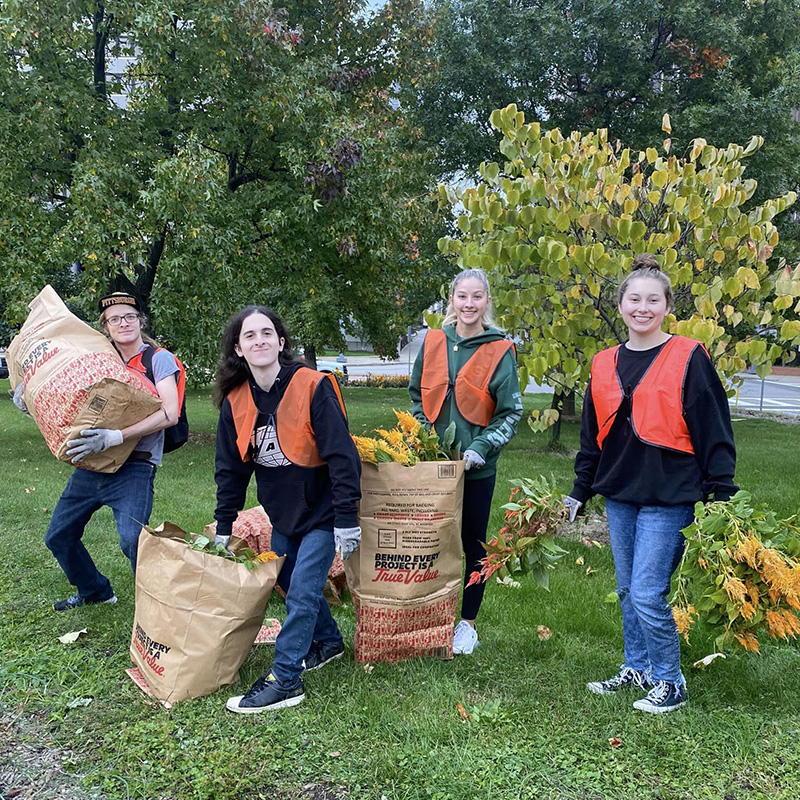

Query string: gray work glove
334 526 361 561
214 534 233 554
66 428 124 463
463 449 485 471
562 496 584 523
11 383 30 416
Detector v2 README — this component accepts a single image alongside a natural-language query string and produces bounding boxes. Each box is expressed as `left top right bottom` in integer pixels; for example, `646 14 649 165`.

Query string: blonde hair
617 253 674 309
442 268 498 329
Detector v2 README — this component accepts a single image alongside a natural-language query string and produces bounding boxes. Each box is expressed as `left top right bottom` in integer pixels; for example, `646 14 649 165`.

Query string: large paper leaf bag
130 522 285 705
7 285 161 472
344 460 465 662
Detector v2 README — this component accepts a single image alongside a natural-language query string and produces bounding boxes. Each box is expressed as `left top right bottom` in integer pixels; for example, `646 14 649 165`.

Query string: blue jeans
44 461 156 600
605 500 694 684
270 527 342 687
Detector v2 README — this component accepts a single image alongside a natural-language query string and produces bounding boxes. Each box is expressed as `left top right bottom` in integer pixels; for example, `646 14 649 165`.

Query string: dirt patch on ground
558 512 610 546
0 707 105 800
187 431 215 444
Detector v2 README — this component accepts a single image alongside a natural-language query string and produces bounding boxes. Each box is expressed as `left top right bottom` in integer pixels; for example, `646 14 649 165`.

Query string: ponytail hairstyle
617 253 674 309
213 305 300 407
442 268 499 329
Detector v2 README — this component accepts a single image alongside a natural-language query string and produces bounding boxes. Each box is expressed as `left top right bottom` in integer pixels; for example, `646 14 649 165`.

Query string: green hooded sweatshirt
409 324 522 481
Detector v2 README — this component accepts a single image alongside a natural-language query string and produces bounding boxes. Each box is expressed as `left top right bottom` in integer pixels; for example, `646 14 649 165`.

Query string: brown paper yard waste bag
130 522 285 705
7 285 161 472
344 460 465 663
203 506 348 605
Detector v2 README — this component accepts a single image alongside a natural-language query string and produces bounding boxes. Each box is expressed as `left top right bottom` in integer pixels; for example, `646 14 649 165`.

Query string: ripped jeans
605 500 694 684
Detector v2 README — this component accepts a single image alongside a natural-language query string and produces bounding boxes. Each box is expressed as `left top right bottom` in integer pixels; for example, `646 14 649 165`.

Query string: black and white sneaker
226 670 305 714
633 680 687 714
53 592 118 612
303 640 345 672
587 665 652 695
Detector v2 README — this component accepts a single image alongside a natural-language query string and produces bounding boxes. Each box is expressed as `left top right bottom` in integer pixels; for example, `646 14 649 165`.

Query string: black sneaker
303 640 345 672
226 671 305 714
587 665 652 695
53 592 118 612
633 680 687 714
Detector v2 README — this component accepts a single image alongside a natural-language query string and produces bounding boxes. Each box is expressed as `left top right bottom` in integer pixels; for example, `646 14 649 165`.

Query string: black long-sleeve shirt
214 363 361 539
571 341 737 506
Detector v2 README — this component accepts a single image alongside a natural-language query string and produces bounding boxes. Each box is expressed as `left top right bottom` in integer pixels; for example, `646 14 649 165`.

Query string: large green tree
417 0 800 242
0 0 447 373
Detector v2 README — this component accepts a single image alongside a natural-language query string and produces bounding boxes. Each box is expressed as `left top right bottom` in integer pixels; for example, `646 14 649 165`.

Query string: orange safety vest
590 335 704 455
126 346 187 406
228 368 346 467
420 328 515 428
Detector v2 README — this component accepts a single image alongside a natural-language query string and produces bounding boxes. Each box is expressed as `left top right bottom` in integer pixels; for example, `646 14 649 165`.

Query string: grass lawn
2 380 800 800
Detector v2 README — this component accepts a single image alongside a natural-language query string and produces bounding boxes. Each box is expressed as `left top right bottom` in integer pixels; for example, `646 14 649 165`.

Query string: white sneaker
453 620 479 655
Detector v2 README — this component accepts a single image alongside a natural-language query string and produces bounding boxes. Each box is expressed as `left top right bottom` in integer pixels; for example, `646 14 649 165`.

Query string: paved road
730 375 800 416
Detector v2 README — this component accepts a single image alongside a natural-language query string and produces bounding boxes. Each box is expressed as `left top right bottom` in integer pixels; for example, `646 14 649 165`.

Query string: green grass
2 380 800 799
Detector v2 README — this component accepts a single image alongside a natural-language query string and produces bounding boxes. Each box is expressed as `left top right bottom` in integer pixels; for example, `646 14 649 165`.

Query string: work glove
562 496 584 523
11 384 30 416
334 526 361 561
214 534 232 553
65 428 124 464
463 449 485 471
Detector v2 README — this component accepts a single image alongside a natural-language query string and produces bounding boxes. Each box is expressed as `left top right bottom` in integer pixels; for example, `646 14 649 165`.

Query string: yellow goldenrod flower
734 630 761 653
723 575 747 604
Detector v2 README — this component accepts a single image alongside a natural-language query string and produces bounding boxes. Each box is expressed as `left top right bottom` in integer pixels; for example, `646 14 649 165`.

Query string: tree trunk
92 3 109 102
560 389 577 419
303 343 317 370
550 392 563 445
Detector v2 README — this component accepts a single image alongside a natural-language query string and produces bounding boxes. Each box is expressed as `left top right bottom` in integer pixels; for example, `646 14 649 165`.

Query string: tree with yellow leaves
438 106 800 439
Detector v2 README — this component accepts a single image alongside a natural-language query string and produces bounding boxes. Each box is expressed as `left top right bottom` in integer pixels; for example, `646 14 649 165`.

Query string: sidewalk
340 329 427 369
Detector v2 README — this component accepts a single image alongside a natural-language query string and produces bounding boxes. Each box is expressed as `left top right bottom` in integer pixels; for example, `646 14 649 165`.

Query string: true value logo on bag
372 551 441 585
133 623 171 677
20 339 60 381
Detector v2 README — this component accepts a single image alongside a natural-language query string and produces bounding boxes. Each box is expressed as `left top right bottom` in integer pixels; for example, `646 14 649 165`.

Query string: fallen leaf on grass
585 566 596 576
456 702 471 721
66 697 92 709
575 556 585 566
604 591 619 604
328 751 341 758
581 536 604 548
692 652 727 669
25 486 36 494
58 629 87 644
363 663 374 674
537 625 553 641
608 737 623 749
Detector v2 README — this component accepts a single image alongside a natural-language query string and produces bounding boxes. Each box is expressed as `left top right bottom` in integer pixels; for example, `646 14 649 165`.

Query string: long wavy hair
213 306 300 407
442 268 499 330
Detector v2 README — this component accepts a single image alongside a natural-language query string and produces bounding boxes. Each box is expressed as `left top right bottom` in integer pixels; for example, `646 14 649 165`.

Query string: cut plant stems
353 410 461 466
670 490 800 652
468 477 568 590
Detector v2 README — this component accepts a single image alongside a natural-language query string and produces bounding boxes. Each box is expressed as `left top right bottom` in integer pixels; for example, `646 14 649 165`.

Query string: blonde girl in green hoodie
410 269 523 654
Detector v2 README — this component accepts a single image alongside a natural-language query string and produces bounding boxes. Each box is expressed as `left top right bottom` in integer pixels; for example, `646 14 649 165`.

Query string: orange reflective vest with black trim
126 346 187 405
590 335 704 455
227 368 346 467
420 328 515 428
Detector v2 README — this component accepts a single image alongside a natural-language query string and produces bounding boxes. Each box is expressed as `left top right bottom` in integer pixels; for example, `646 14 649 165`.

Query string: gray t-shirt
128 344 180 466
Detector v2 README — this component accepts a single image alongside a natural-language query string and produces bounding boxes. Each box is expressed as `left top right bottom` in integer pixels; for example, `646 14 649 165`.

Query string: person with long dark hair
564 254 737 713
213 306 361 713
409 268 522 655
